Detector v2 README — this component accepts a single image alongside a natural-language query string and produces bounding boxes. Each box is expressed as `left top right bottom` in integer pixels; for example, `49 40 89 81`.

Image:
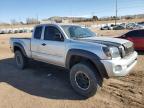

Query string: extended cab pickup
10 24 138 97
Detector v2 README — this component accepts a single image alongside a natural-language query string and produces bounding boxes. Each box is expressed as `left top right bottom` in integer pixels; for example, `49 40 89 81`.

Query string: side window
44 26 63 41
34 26 43 39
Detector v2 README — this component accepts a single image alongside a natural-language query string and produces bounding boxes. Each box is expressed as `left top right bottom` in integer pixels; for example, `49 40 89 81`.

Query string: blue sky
0 0 144 22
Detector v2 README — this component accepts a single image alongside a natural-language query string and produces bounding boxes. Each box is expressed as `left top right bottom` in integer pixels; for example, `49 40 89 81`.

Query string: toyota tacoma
10 24 138 97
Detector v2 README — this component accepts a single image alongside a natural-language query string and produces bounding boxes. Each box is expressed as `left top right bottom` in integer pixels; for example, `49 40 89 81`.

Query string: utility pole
115 0 118 25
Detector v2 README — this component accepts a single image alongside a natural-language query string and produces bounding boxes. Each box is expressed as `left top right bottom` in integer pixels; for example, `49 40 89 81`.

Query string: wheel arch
66 49 109 78
13 42 27 57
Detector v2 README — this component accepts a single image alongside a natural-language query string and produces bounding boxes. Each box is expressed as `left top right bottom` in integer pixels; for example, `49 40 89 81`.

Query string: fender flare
65 49 108 78
13 42 27 57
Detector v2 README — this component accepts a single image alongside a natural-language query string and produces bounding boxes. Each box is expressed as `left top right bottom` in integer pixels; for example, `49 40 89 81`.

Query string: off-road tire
15 50 28 69
70 62 102 97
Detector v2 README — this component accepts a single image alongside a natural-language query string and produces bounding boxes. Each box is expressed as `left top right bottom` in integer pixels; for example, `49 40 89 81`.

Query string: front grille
123 42 134 57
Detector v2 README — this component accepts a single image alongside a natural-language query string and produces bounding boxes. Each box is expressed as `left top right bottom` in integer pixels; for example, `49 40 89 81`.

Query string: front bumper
101 51 138 77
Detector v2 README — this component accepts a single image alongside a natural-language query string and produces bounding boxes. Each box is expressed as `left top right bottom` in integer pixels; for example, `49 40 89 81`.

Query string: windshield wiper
71 35 94 39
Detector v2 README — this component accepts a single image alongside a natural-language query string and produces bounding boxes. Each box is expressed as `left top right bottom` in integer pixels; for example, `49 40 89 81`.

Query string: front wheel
15 50 28 69
70 62 102 97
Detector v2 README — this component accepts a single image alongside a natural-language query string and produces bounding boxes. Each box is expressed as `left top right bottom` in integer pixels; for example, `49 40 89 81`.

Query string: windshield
61 25 96 39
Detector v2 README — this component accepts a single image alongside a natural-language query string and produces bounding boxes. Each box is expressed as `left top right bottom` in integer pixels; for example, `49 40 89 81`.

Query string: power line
72 1 144 18
89 3 144 14
119 5 144 10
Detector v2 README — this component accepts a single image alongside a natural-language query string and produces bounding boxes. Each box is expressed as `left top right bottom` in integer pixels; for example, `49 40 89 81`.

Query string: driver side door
39 25 66 67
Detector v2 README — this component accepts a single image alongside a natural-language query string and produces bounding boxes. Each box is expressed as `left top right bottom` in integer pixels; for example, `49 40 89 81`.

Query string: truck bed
10 37 32 58
10 37 31 40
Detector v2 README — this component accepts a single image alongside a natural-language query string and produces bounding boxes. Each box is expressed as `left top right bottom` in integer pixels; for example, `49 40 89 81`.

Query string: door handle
41 43 46 46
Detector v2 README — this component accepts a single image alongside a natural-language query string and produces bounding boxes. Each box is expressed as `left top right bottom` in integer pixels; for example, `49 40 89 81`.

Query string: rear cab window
126 30 144 38
126 30 138 37
34 26 43 39
138 30 144 37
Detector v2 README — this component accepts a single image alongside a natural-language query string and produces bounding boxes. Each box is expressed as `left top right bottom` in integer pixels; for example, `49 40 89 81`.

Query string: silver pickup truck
10 23 137 97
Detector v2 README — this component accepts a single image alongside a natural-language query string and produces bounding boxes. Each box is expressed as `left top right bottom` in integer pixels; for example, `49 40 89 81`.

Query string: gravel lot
0 32 144 108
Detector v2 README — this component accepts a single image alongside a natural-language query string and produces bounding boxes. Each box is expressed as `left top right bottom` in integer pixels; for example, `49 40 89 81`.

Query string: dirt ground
0 32 144 108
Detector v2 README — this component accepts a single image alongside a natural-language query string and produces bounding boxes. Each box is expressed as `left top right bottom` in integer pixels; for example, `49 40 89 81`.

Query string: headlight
110 47 121 58
103 47 120 59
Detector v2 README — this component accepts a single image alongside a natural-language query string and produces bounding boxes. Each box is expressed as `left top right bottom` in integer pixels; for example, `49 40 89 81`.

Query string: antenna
36 14 39 24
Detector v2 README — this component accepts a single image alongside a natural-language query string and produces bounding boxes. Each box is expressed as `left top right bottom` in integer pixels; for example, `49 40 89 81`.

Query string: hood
78 36 131 47
73 36 134 58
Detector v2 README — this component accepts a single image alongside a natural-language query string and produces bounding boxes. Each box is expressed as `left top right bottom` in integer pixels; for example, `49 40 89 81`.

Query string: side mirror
55 33 64 41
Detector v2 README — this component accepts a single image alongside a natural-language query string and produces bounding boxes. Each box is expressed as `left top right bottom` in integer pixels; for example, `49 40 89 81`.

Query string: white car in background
0 29 4 34
0 29 7 34
137 22 144 29
126 23 144 30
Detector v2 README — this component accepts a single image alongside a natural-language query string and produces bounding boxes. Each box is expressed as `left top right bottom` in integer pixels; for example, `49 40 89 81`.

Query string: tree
26 18 40 24
11 19 19 25
92 16 98 21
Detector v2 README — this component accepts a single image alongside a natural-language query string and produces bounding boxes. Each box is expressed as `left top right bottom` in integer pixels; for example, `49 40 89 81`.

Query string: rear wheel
15 50 28 69
70 62 102 97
